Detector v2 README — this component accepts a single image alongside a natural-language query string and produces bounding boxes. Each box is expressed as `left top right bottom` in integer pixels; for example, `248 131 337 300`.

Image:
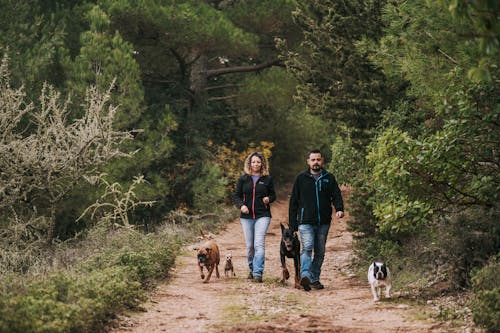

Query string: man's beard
312 164 321 171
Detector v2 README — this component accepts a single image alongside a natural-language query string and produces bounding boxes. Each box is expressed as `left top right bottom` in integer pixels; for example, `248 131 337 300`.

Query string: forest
0 0 498 332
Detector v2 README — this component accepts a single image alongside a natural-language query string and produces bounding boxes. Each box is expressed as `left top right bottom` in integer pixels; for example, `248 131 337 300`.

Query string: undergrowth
0 206 237 333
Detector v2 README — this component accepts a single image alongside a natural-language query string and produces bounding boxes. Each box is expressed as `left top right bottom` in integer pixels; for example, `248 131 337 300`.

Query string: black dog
280 223 301 289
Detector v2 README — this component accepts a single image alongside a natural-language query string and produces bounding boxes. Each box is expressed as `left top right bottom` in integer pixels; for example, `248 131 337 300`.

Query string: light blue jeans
240 217 271 278
298 223 330 282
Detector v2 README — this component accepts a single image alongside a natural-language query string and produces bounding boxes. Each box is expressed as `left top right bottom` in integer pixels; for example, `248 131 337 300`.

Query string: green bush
0 268 144 333
328 134 364 186
0 220 185 333
435 208 500 288
191 163 227 212
80 227 181 285
0 194 239 333
470 261 500 332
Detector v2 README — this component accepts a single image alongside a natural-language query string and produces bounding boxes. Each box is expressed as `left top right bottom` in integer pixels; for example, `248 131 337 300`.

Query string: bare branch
206 59 283 79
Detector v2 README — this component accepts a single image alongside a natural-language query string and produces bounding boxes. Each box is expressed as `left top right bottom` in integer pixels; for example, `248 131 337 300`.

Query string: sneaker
300 276 311 291
310 281 324 290
247 272 253 279
253 276 263 283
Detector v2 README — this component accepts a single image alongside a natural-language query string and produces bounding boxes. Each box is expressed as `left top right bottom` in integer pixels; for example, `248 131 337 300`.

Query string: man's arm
331 175 344 213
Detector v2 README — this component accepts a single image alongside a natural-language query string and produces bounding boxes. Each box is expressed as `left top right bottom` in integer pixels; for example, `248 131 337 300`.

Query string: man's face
307 153 323 173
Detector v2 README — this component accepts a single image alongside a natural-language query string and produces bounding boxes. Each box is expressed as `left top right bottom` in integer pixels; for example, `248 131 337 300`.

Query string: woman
234 152 276 282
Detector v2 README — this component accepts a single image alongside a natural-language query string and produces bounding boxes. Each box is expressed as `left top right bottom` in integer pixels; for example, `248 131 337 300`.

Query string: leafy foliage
0 223 184 333
65 5 145 129
192 163 227 212
283 0 389 145
346 0 499 294
470 261 500 332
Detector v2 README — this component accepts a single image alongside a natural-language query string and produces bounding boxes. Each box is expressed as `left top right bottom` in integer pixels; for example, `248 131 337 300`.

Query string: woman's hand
241 205 249 214
262 196 270 204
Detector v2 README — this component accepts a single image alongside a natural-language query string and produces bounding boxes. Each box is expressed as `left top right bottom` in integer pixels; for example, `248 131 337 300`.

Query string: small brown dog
197 240 220 283
224 252 236 277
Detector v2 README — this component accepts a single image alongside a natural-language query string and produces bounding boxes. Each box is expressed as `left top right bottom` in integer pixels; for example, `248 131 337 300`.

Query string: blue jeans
298 223 330 282
240 217 271 278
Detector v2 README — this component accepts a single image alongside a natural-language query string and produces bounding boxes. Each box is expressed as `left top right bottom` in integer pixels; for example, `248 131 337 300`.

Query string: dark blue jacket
234 174 276 219
289 169 344 232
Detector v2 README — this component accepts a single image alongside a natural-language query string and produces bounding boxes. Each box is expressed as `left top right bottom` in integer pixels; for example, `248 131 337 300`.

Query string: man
289 149 344 291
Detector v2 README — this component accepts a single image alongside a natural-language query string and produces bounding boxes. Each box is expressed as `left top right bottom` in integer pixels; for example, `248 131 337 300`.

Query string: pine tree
284 0 389 145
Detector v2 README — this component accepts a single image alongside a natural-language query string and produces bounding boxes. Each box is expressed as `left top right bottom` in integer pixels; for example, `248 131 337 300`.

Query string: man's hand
241 205 249 214
262 196 270 204
336 211 344 219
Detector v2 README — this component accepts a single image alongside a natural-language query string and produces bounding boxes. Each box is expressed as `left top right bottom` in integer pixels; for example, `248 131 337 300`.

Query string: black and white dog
368 261 392 302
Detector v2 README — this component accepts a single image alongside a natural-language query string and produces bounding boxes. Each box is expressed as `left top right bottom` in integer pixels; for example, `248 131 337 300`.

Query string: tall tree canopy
283 0 390 145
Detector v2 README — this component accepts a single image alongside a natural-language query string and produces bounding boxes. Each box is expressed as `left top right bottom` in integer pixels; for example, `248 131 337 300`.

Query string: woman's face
250 156 262 174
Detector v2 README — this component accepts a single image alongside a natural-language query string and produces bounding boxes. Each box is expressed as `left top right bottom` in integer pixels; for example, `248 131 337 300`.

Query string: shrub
192 163 227 212
0 220 184 332
470 261 500 332
434 207 500 288
328 134 364 186
353 237 400 269
80 226 181 285
0 268 143 333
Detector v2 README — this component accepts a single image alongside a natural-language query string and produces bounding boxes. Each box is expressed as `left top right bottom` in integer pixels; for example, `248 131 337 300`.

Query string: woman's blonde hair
243 152 269 176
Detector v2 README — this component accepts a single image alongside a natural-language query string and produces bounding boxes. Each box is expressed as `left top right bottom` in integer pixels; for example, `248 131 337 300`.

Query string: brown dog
224 252 236 277
197 240 220 283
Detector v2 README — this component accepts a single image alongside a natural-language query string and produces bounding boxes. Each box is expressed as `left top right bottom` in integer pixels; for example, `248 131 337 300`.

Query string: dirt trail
114 195 461 333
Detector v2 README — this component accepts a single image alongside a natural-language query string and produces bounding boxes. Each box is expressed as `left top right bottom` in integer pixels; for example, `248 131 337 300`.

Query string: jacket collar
305 168 328 178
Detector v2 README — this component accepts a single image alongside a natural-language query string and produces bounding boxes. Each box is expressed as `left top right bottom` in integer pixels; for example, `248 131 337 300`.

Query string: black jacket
289 169 344 232
234 174 276 219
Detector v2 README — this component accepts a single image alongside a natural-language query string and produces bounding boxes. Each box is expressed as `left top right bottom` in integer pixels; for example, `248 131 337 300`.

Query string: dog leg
281 267 290 283
215 263 220 278
294 256 301 289
280 253 289 283
199 265 205 280
385 284 391 298
371 284 379 302
203 264 215 283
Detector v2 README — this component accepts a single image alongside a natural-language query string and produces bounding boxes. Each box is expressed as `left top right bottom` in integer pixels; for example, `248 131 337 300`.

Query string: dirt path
114 196 461 333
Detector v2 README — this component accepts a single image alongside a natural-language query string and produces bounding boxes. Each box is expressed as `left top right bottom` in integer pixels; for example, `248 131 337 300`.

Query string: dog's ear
206 247 211 253
280 223 285 233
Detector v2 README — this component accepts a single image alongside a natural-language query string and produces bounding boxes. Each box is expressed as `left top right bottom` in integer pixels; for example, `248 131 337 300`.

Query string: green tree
351 0 499 290
65 5 144 129
283 0 389 146
366 0 499 235
0 0 70 100
436 0 499 82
